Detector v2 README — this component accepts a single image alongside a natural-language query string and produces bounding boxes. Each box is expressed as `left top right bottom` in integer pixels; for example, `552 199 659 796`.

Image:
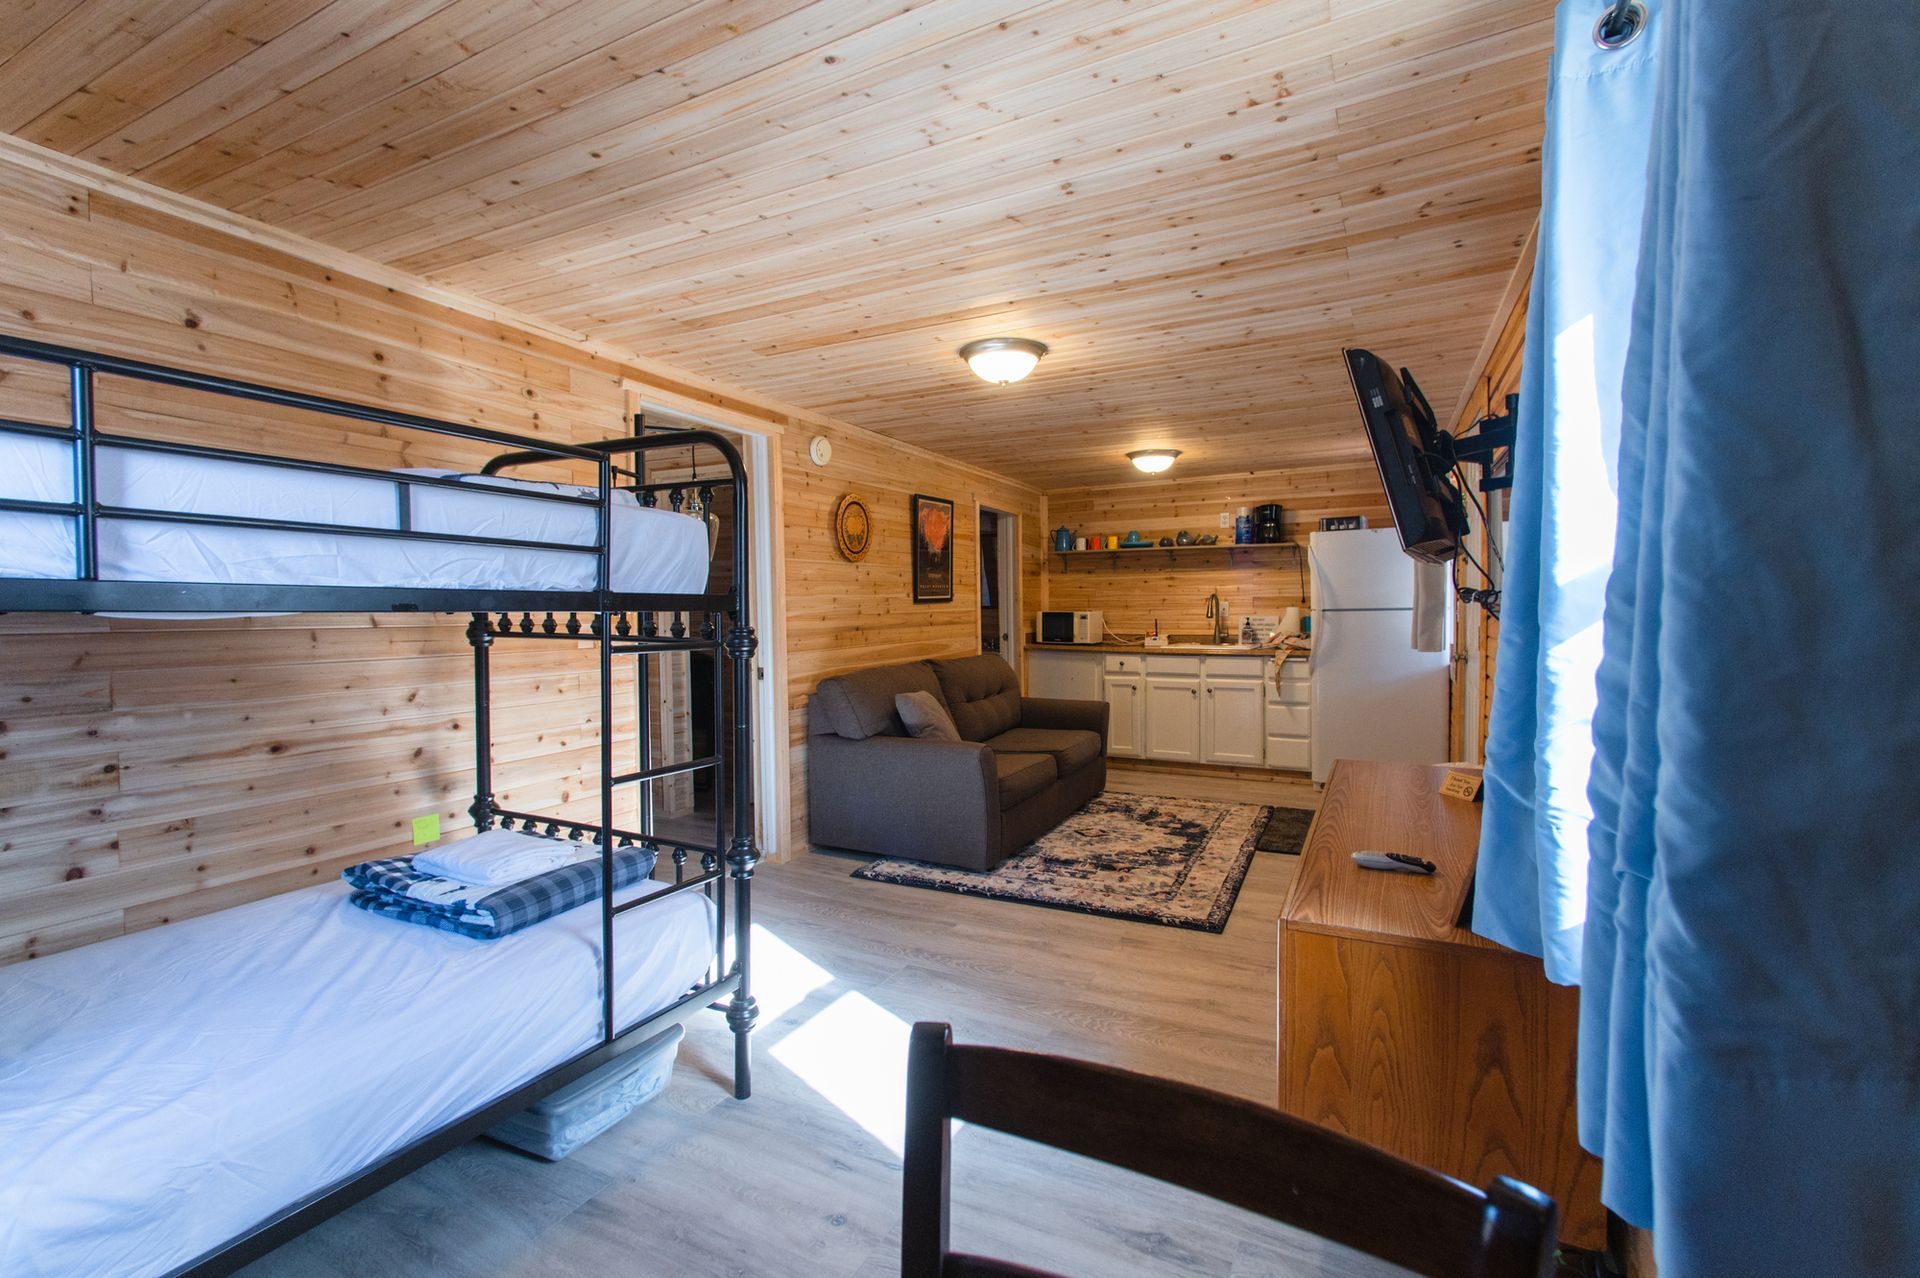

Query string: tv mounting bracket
1434 393 1517 493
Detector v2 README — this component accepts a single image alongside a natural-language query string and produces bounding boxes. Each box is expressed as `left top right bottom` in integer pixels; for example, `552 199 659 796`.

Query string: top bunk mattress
0 436 711 596
0 875 715 1278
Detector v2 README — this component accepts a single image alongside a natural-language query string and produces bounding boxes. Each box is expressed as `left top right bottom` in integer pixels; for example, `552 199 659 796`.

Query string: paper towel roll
1281 606 1303 637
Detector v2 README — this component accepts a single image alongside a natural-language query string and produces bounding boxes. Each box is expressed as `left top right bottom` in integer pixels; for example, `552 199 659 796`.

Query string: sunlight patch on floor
755 925 968 1157
746 922 834 1021
770 989 913 1154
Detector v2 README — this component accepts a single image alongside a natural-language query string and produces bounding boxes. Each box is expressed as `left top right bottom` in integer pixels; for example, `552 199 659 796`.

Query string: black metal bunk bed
0 333 759 1276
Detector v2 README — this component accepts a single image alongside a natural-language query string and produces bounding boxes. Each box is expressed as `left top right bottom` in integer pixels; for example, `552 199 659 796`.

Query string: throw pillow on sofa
895 690 961 742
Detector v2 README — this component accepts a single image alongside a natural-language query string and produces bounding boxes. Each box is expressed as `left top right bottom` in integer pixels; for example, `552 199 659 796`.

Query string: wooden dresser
1277 760 1605 1248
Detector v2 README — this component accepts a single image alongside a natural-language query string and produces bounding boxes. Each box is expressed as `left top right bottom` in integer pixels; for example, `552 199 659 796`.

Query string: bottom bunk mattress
0 876 715 1278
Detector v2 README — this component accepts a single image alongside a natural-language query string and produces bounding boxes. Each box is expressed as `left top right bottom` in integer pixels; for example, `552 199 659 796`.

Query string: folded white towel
413 828 594 888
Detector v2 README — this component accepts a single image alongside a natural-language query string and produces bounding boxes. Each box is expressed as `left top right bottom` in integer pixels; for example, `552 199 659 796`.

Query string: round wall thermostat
808 435 833 467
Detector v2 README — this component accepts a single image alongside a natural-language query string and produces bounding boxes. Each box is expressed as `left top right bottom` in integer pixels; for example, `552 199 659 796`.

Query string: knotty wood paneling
1447 262 1528 761
0 156 634 963
1042 463 1389 639
0 147 1041 963
778 418 1045 849
0 0 1553 488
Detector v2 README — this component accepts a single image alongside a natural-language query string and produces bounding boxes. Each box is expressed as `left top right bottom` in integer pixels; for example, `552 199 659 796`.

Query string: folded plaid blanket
343 844 656 940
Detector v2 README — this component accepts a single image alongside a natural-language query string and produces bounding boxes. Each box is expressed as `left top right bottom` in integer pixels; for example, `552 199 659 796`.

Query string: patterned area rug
850 793 1271 932
1253 806 1315 855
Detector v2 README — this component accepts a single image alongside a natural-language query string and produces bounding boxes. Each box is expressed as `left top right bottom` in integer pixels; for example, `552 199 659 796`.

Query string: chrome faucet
1206 592 1225 645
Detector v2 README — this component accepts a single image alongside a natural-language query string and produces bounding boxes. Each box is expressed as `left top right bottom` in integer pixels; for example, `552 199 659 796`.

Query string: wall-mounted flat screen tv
1341 348 1468 563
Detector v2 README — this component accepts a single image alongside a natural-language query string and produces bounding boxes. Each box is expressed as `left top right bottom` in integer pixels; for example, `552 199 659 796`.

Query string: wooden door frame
624 384 793 863
977 503 1021 674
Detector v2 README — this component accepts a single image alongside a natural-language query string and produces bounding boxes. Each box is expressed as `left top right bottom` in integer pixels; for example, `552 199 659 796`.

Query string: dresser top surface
1281 759 1498 950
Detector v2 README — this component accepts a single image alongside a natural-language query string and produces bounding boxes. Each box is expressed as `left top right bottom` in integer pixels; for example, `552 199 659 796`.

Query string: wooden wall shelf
1053 542 1300 570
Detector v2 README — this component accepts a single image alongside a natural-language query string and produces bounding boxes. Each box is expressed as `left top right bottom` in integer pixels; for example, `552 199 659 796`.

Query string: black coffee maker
1254 503 1283 543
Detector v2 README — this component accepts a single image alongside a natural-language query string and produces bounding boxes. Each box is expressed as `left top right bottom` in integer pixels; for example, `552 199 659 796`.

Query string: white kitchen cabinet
1144 676 1203 762
1266 736 1311 771
1266 655 1313 772
1029 647 1307 772
1027 649 1103 702
1204 678 1267 765
1201 654 1267 766
1104 674 1144 757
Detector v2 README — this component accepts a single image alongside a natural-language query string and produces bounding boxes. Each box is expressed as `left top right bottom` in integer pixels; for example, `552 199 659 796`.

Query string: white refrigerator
1308 528 1450 783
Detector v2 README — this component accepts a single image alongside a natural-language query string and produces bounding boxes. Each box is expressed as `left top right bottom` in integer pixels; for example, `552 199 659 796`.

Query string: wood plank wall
778 420 1045 847
0 146 1042 963
1042 464 1390 639
1448 277 1528 761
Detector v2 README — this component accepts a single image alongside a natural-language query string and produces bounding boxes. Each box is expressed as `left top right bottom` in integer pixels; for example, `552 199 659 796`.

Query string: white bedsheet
0 877 715 1278
0 438 710 595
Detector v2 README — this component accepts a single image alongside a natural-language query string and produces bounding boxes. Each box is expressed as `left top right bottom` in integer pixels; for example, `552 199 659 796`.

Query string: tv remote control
1351 851 1437 875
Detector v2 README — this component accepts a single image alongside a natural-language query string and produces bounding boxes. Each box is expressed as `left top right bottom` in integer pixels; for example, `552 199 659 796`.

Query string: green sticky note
411 813 441 846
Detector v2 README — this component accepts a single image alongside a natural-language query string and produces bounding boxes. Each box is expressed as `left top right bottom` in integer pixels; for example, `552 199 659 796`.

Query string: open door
979 506 1019 671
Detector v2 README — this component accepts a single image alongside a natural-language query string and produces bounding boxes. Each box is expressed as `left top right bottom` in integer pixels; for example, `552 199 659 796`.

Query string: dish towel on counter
1410 560 1448 653
413 827 595 887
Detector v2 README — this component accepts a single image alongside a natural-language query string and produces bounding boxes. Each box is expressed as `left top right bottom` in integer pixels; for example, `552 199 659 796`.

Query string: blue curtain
1583 2 1920 1273
1474 1 1655 985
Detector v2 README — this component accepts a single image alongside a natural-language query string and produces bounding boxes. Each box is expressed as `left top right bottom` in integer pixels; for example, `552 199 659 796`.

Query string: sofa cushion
811 661 942 740
984 726 1102 775
994 752 1058 810
895 690 961 742
930 656 1022 742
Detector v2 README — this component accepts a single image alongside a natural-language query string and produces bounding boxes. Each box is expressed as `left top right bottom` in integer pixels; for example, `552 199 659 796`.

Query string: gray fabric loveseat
807 654 1107 871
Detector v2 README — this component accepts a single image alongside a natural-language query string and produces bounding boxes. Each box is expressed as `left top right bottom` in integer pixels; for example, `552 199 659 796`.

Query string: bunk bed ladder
458 433 761 1101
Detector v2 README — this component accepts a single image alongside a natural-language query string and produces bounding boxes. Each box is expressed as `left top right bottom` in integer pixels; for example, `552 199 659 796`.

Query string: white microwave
1035 610 1104 644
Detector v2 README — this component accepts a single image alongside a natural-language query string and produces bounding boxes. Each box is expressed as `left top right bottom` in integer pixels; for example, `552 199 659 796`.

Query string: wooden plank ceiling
0 0 1549 489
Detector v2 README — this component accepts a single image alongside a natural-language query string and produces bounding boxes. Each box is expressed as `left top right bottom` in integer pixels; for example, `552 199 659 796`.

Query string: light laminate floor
242 767 1402 1278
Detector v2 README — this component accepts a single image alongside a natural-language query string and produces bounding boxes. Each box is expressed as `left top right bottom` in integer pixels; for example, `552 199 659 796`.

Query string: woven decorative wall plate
833 492 873 562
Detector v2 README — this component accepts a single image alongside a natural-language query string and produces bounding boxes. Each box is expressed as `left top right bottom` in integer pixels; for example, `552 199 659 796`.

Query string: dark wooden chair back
903 1022 1558 1278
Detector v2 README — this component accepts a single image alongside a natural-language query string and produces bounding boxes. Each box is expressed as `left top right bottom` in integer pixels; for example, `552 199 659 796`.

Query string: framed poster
911 494 954 603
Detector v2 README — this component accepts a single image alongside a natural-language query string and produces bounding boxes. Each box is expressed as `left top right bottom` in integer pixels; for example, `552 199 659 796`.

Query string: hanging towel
1410 560 1447 652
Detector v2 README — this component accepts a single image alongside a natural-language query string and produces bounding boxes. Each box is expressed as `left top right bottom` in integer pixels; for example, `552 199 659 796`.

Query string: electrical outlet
1219 511 1231 528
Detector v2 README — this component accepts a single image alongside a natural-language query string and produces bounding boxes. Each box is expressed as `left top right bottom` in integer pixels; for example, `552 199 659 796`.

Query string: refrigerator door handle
1307 549 1328 679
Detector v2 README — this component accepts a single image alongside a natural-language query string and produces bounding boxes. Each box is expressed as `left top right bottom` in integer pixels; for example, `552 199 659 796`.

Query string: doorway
979 506 1020 671
624 386 792 861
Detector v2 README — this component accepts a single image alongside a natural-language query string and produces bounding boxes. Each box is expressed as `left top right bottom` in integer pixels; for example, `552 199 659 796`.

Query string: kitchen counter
1030 640 1307 661
1027 642 1312 770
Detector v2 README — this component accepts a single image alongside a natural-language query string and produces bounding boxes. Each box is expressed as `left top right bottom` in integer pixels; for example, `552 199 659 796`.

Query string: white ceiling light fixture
1128 449 1182 475
959 337 1048 385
